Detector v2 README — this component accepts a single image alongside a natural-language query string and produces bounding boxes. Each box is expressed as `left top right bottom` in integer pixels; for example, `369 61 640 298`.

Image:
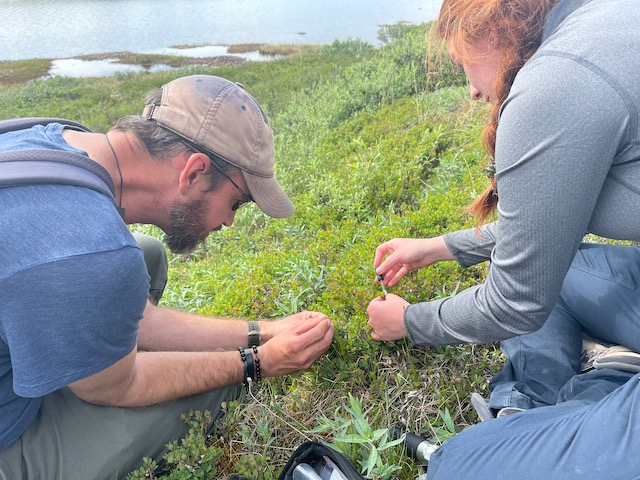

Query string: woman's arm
405 54 632 346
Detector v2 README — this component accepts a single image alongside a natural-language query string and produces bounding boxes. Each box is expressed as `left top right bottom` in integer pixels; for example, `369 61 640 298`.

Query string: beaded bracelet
252 345 261 385
238 347 247 385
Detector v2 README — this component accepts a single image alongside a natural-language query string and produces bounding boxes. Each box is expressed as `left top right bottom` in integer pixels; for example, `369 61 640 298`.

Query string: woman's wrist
432 235 456 262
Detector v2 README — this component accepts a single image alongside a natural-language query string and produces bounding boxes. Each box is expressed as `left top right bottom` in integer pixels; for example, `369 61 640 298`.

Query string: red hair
436 0 559 224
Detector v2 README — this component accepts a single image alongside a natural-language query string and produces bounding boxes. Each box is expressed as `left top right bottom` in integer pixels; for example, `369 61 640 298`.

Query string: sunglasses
181 140 254 211
208 161 253 211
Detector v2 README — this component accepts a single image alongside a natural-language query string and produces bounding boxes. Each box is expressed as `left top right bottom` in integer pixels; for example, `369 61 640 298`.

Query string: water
1 0 442 62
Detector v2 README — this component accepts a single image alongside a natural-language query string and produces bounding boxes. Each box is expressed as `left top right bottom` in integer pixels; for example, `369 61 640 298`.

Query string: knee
136 235 167 270
133 233 168 304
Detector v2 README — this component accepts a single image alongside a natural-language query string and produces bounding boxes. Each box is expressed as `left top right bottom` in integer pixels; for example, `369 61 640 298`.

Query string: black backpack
0 117 117 205
277 441 365 480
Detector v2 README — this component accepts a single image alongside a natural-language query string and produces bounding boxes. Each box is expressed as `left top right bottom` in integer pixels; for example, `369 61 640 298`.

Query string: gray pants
0 233 241 479
428 244 640 479
0 386 240 480
132 232 168 306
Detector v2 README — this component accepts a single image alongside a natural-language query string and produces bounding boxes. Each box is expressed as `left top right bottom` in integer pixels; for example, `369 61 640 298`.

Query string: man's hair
112 87 240 193
436 0 560 223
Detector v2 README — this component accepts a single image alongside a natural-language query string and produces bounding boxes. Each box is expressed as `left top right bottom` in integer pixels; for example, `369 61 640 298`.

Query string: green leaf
333 434 370 444
378 434 406 451
348 393 364 416
353 416 372 438
440 408 457 434
306 423 333 434
364 446 378 476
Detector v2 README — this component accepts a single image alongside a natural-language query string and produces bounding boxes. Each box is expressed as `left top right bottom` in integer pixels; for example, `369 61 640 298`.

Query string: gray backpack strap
0 151 116 202
0 118 116 204
0 117 90 135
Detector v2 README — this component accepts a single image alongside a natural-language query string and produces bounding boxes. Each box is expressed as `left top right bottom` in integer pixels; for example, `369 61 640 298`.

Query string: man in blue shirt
0 75 334 479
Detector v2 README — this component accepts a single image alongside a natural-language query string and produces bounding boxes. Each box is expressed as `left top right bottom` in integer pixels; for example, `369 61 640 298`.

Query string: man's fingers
293 315 332 336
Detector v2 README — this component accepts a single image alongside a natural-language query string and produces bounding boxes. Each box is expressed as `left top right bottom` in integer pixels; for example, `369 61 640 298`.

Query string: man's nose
223 210 236 228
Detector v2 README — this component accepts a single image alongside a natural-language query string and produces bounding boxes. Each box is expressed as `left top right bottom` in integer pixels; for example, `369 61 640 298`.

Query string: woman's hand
374 236 454 287
366 294 410 341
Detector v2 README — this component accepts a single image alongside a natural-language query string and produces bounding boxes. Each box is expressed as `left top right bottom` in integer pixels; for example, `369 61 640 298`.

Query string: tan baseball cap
142 75 294 218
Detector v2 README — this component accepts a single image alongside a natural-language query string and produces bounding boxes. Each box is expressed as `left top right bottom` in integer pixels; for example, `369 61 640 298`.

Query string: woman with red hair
368 0 640 477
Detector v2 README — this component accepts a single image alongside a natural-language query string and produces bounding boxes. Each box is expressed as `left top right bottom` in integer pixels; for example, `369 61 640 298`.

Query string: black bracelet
252 345 261 385
239 347 256 387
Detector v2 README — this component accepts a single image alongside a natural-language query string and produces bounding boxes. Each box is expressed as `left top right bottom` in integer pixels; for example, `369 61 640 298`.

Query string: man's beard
164 199 210 254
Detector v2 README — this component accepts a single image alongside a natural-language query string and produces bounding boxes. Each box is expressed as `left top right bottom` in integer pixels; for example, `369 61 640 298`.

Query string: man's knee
133 233 168 305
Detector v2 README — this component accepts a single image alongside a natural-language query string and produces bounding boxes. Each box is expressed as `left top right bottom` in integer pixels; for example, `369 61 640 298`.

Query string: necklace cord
105 133 123 209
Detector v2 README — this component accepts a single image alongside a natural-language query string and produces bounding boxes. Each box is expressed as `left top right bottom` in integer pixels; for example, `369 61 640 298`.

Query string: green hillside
0 23 503 480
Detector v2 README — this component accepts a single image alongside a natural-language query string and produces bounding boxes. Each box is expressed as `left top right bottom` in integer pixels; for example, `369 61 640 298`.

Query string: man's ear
178 152 210 196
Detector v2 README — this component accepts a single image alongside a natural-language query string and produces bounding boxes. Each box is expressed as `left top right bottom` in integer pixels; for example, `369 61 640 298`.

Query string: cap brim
242 172 295 218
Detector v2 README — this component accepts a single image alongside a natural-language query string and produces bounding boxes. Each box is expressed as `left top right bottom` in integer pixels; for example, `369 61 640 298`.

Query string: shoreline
0 43 313 87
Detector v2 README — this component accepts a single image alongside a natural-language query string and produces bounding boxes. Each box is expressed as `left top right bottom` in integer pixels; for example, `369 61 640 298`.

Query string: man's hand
259 313 334 377
260 310 327 342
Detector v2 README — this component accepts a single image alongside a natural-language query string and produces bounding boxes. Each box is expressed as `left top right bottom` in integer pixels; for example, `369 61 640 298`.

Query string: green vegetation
1 23 503 479
0 59 51 89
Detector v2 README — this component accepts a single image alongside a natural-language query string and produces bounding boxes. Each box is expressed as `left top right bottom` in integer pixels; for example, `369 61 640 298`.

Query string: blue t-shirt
0 123 149 450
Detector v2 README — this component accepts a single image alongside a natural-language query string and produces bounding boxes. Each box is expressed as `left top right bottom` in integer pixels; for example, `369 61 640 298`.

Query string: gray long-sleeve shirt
405 0 640 346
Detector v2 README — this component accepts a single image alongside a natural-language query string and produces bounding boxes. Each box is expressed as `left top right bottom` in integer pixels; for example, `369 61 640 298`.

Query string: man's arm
137 302 318 351
68 348 242 407
138 302 251 351
69 314 334 407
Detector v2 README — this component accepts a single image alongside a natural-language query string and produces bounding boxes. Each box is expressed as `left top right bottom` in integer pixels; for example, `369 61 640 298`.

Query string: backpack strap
0 117 91 135
0 151 116 202
0 118 117 205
